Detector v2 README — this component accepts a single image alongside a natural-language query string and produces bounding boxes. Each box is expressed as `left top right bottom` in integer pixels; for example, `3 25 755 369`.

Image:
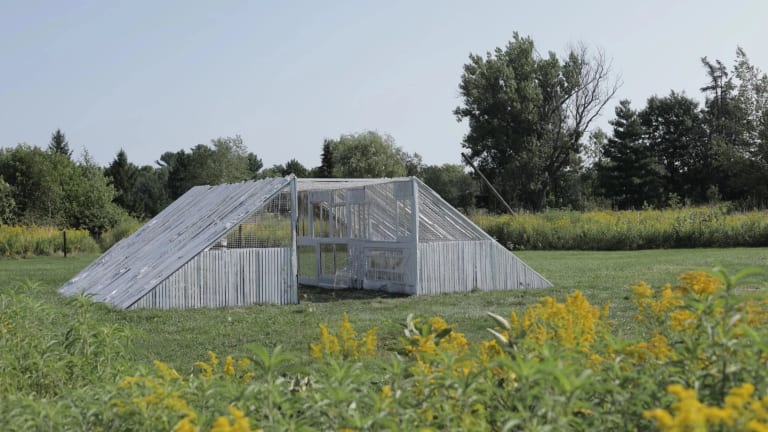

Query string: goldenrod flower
208 352 220 370
153 360 182 381
223 356 235 376
194 361 213 378
173 416 197 432
677 271 723 297
669 309 697 332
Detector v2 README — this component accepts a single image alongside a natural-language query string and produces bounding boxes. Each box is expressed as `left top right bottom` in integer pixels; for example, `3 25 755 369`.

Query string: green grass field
2 248 767 371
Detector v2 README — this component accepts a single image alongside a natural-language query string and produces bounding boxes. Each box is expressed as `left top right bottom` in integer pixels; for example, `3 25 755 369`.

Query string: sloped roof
297 177 489 242
415 181 490 241
59 176 292 309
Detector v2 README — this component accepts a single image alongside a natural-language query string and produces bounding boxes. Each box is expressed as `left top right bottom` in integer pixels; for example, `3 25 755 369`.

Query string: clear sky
1 0 766 169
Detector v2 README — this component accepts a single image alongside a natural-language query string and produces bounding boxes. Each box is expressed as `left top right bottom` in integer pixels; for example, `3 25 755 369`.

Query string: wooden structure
60 176 550 309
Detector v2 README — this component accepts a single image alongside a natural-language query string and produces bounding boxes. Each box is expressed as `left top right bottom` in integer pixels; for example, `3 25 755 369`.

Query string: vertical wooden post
63 230 68 258
289 176 299 304
410 178 420 295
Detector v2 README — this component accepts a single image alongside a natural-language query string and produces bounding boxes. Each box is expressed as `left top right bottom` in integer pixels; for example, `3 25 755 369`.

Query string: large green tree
0 144 122 233
161 136 259 199
701 48 768 204
419 164 477 210
327 131 407 178
133 165 170 218
283 159 308 177
455 34 619 210
65 151 122 236
0 176 15 224
596 100 663 209
641 91 709 203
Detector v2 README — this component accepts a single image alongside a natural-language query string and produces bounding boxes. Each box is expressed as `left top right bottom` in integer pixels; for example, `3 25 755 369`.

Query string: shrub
98 214 143 251
3 267 768 430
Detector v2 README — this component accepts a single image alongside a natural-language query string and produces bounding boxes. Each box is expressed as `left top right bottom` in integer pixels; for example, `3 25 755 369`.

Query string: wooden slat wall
417 240 551 295
130 247 295 309
60 177 293 308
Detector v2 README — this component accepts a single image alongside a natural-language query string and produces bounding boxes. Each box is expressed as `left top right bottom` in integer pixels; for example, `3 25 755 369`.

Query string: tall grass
0 225 99 257
3 265 768 430
473 206 768 250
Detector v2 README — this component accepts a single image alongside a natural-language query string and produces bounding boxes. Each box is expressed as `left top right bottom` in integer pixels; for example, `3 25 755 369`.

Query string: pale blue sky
1 0 766 168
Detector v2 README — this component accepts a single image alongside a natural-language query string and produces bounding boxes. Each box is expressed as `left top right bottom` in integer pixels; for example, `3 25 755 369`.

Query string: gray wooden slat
416 240 550 295
61 177 293 309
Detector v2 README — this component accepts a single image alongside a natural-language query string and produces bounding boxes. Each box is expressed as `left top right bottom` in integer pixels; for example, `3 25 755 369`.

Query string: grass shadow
298 284 409 303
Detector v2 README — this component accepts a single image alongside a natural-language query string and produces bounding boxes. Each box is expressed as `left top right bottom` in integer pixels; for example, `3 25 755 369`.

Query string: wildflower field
473 206 768 250
2 248 768 431
0 225 99 257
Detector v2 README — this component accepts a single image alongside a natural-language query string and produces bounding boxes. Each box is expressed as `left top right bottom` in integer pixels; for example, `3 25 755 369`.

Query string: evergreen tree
318 140 335 178
48 129 73 158
105 149 139 214
596 100 663 209
247 153 263 179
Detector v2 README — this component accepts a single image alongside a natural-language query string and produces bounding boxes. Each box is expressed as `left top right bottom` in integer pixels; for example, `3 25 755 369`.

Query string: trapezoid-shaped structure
60 176 550 309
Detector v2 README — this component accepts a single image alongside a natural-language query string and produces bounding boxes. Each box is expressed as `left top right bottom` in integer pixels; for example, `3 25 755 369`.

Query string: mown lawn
2 247 767 370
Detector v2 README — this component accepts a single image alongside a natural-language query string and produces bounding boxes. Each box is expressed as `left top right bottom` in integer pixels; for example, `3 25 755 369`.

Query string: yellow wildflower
633 281 653 299
119 376 142 388
210 406 254 432
208 352 220 371
237 358 251 370
677 271 723 298
228 405 252 432
647 333 675 361
748 420 768 432
381 384 392 399
653 284 683 316
362 327 378 356
310 324 340 360
669 309 698 332
210 416 232 432
339 313 359 356
195 361 213 378
725 383 755 410
173 416 197 432
479 340 503 365
429 317 449 331
224 356 235 376
154 360 182 381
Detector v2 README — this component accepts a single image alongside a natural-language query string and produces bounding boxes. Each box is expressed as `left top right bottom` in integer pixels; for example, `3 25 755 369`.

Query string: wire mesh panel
417 186 488 242
320 243 351 287
295 179 417 292
365 248 405 283
216 187 293 249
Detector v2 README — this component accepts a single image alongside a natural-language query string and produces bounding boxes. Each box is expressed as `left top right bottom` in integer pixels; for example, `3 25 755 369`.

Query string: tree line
2 33 767 235
0 130 475 234
456 35 768 211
